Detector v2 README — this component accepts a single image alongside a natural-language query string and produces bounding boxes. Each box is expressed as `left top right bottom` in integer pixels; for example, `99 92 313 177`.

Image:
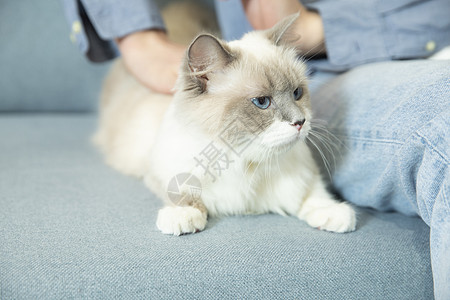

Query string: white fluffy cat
94 13 356 235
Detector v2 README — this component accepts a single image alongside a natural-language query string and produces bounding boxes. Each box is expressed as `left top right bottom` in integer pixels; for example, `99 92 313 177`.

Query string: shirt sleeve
79 0 165 39
61 0 166 62
306 0 450 71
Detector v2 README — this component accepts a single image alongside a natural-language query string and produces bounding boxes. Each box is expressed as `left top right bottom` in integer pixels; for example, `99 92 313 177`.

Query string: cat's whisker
263 147 273 191
309 129 337 155
242 153 259 192
308 137 333 179
308 119 352 180
248 151 264 186
264 147 271 183
270 149 280 190
198 113 218 128
275 150 282 175
307 135 333 181
310 120 349 152
266 147 276 190
243 158 253 177
300 43 321 59
310 130 343 158
264 151 270 191
266 148 276 192
239 163 251 197
301 41 329 63
310 120 338 138
309 130 337 170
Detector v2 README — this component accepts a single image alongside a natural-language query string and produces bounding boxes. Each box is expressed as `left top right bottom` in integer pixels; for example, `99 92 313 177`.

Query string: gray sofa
0 1 433 299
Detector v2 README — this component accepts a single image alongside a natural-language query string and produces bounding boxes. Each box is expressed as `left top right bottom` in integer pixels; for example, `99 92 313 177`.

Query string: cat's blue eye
251 96 271 109
293 87 303 101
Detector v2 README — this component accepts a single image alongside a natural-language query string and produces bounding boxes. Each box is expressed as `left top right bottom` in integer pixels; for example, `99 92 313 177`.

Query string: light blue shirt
306 0 450 71
62 0 450 70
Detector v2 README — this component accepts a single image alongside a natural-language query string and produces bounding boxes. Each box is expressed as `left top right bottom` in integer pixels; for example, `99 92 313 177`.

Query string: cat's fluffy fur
95 11 356 235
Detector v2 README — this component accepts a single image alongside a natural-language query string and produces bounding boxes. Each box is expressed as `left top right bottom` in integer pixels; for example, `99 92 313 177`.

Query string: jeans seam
442 180 449 213
414 132 450 165
334 134 403 146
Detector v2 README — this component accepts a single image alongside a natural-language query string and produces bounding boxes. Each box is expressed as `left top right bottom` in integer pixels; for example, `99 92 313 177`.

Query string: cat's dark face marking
173 13 311 152
220 50 310 133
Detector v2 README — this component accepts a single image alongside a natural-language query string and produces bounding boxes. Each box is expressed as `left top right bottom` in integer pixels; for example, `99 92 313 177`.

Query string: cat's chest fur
147 113 318 217
201 146 316 217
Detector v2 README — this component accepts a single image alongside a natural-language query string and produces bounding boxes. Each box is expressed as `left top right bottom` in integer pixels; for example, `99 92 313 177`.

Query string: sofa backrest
0 0 111 112
0 0 218 113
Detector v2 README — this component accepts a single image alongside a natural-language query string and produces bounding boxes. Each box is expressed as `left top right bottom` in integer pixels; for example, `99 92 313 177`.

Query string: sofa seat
0 114 433 299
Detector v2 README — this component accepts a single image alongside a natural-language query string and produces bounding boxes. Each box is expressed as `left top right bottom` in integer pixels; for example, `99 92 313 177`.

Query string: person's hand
116 30 186 94
241 0 326 56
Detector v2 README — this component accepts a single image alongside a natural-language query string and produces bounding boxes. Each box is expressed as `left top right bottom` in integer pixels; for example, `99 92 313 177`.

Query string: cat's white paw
301 202 356 233
156 206 207 236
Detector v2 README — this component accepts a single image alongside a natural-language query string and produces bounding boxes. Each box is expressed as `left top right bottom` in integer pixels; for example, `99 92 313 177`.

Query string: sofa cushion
0 114 433 299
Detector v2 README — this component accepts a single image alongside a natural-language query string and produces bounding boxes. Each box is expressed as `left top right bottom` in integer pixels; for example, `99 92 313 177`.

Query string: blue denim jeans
215 1 450 298
310 61 449 300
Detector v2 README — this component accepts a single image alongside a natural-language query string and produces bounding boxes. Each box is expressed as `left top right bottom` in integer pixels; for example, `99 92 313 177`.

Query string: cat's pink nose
290 119 305 131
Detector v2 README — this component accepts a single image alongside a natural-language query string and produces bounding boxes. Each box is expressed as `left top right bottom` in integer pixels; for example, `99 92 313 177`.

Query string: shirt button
425 41 436 52
72 20 82 34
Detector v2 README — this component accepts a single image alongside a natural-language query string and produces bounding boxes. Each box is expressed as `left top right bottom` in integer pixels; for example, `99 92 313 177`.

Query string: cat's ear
187 34 233 90
265 12 300 48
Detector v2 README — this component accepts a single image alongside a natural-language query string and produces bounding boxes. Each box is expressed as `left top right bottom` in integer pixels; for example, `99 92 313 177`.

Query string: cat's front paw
301 202 356 233
156 206 207 236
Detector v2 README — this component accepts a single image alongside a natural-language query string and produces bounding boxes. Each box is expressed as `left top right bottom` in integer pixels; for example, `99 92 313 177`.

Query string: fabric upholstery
0 115 433 299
